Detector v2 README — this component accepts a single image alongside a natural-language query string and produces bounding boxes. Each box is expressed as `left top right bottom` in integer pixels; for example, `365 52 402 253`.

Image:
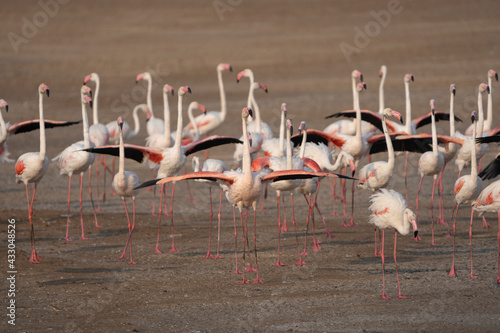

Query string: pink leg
374 227 380 257
302 194 311 256
120 198 133 260
341 167 348 226
79 174 88 240
469 207 479 278
95 158 101 211
100 155 107 204
437 165 447 226
88 167 100 228
404 152 409 203
310 194 321 252
292 193 306 266
445 201 456 238
110 156 117 196
258 184 266 211
314 185 333 238
449 203 459 277
184 165 196 203
482 216 490 229
215 187 223 259
243 210 255 272
414 176 423 242
151 170 158 215
169 183 179 252
232 206 241 274
347 179 357 227
26 184 41 264
281 195 289 233
497 212 500 283
252 209 263 284
129 198 136 264
65 175 72 241
238 209 249 284
154 184 164 254
380 229 391 299
394 230 409 299
274 192 285 266
329 178 338 216
203 187 215 259
163 182 170 216
430 177 437 246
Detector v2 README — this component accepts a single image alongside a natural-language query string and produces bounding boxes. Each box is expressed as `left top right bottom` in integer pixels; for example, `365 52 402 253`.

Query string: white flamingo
466 69 498 135
14 84 50 263
368 189 418 299
0 99 12 163
136 72 165 135
378 65 387 114
52 86 98 241
146 84 176 148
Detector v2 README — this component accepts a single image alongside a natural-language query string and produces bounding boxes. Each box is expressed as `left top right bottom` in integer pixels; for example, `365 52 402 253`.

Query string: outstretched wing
262 169 355 183
8 119 81 134
135 171 235 189
325 110 399 133
183 135 242 156
479 152 500 180
82 144 164 164
413 112 462 129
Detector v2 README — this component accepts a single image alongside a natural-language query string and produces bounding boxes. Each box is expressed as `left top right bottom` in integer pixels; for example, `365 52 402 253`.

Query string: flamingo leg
232 206 241 274
252 209 263 284
445 200 456 238
394 230 408 299
26 184 41 263
95 158 101 211
341 166 348 226
301 194 311 256
347 179 357 227
430 177 437 246
469 207 479 278
274 191 285 266
374 227 380 257
88 166 100 228
314 186 333 238
281 194 289 233
169 182 179 252
497 212 500 283
163 182 170 216
414 176 423 242
329 178 338 216
258 184 267 211
291 193 306 266
238 208 249 284
154 184 164 254
65 175 72 241
380 229 391 299
203 186 215 259
215 187 223 259
311 194 321 252
101 155 107 203
151 170 158 215
244 208 256 272
449 202 459 277
79 174 88 240
129 198 136 264
483 216 491 229
120 198 133 261
437 165 447 226
184 165 196 203
110 156 117 196
404 152 409 203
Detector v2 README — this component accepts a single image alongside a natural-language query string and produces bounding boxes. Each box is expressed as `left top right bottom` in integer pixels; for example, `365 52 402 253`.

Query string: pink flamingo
0 99 12 163
368 188 418 299
135 72 165 135
449 111 482 278
52 86 98 241
465 69 497 135
14 83 50 263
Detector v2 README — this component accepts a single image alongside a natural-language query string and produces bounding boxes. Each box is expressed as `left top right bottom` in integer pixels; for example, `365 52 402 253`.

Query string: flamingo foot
154 247 162 254
313 241 321 252
482 217 490 229
347 218 357 227
203 252 215 259
119 252 126 259
151 212 158 217
232 269 242 275
397 295 410 299
430 241 438 246
189 199 197 204
245 264 257 273
448 266 457 277
301 250 309 256
437 218 448 226
128 260 136 265
469 273 479 278
94 222 102 228
341 221 349 227
253 278 263 284
295 258 307 266
444 231 452 238
380 295 392 300
273 260 286 267
496 277 500 284
80 236 89 240
281 223 289 233
325 230 334 238
29 251 41 264
169 245 180 253
65 237 72 242
331 211 338 216
238 279 249 285
413 235 422 242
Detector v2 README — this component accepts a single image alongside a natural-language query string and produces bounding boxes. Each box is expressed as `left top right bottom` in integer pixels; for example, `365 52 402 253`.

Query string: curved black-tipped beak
89 100 93 109
265 88 268 93
248 108 253 118
290 126 293 136
88 90 93 98
229 66 233 72
352 169 356 177
452 89 456 96
83 81 87 86
187 87 192 94
399 116 404 124
360 74 364 82
413 230 418 238
487 86 491 94
46 89 50 97
119 122 123 130
496 73 499 81
236 79 240 83
411 76 414 82
5 105 8 112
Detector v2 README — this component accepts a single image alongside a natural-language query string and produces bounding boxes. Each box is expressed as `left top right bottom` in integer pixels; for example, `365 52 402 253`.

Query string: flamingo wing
476 134 500 144
291 130 329 146
325 110 386 132
82 144 164 164
135 171 235 190
183 135 242 156
479 152 500 180
369 135 433 154
413 112 462 129
8 119 81 135
262 169 354 183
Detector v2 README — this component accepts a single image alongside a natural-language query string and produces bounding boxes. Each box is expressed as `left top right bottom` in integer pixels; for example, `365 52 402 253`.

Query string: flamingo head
430 99 436 113
237 69 252 83
164 84 174 95
242 107 253 120
146 110 152 121
135 72 150 83
471 111 478 124
357 82 367 92
298 121 307 133
39 83 49 97
340 152 356 177
379 65 387 78
479 83 490 94
404 74 414 83
179 86 191 96
83 73 98 85
488 69 498 81
257 82 268 93
82 94 93 109
286 119 293 136
450 84 456 96
352 70 363 82
117 116 124 130
218 63 233 72
383 108 403 124
81 85 92 98
405 208 418 238
281 103 287 116
196 102 207 115
0 99 9 112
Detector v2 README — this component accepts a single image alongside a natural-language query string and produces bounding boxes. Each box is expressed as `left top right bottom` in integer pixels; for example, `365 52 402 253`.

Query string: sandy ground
1 0 500 332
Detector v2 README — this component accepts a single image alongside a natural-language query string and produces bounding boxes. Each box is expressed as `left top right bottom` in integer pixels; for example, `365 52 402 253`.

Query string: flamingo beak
5 104 8 112
83 74 91 85
496 72 499 81
46 89 50 97
410 218 418 238
349 160 356 177
247 108 254 119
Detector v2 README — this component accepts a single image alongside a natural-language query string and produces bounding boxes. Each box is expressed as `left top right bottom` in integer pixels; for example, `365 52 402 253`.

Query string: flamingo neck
241 116 251 177
299 130 307 158
471 118 478 180
118 126 125 186
146 76 153 117
217 68 227 122
351 75 357 110
39 92 46 160
130 105 142 137
174 93 184 153
82 98 91 148
449 91 455 135
163 89 172 146
404 81 412 133
379 72 386 114
246 72 255 120
477 90 485 137
0 108 6 145
485 76 493 132
188 103 200 141
278 110 285 157
285 126 292 169
402 210 411 235
250 88 262 132
431 113 438 157
354 89 362 141
332 152 345 171
383 115 394 167
92 77 100 125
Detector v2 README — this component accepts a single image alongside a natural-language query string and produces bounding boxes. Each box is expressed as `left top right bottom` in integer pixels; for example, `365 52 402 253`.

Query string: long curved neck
174 93 184 153
477 90 485 137
242 117 251 177
0 109 6 145
485 76 493 131
278 110 285 156
431 112 438 157
218 68 227 122
146 76 153 116
351 75 357 110
163 90 172 145
119 126 125 180
383 115 394 167
332 152 346 171
471 118 478 180
404 81 412 133
82 99 91 148
299 130 307 158
92 77 100 125
188 103 200 140
130 105 141 136
39 92 46 160
250 89 262 132
354 88 362 141
449 91 455 135
285 125 292 169
379 72 386 114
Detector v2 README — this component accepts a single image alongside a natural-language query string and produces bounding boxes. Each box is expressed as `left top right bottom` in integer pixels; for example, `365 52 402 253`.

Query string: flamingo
0 99 12 163
83 86 242 254
192 156 228 259
368 188 418 299
415 100 444 245
83 72 110 210
182 63 232 137
261 102 287 158
357 108 403 191
134 107 338 284
112 116 141 264
466 69 498 135
377 65 387 114
14 83 50 263
472 179 500 283
449 111 482 278
146 84 176 148
52 86 98 241
171 101 207 145
135 72 164 135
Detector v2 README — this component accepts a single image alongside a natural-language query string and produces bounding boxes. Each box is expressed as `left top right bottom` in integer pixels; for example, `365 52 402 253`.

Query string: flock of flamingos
3 63 500 299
